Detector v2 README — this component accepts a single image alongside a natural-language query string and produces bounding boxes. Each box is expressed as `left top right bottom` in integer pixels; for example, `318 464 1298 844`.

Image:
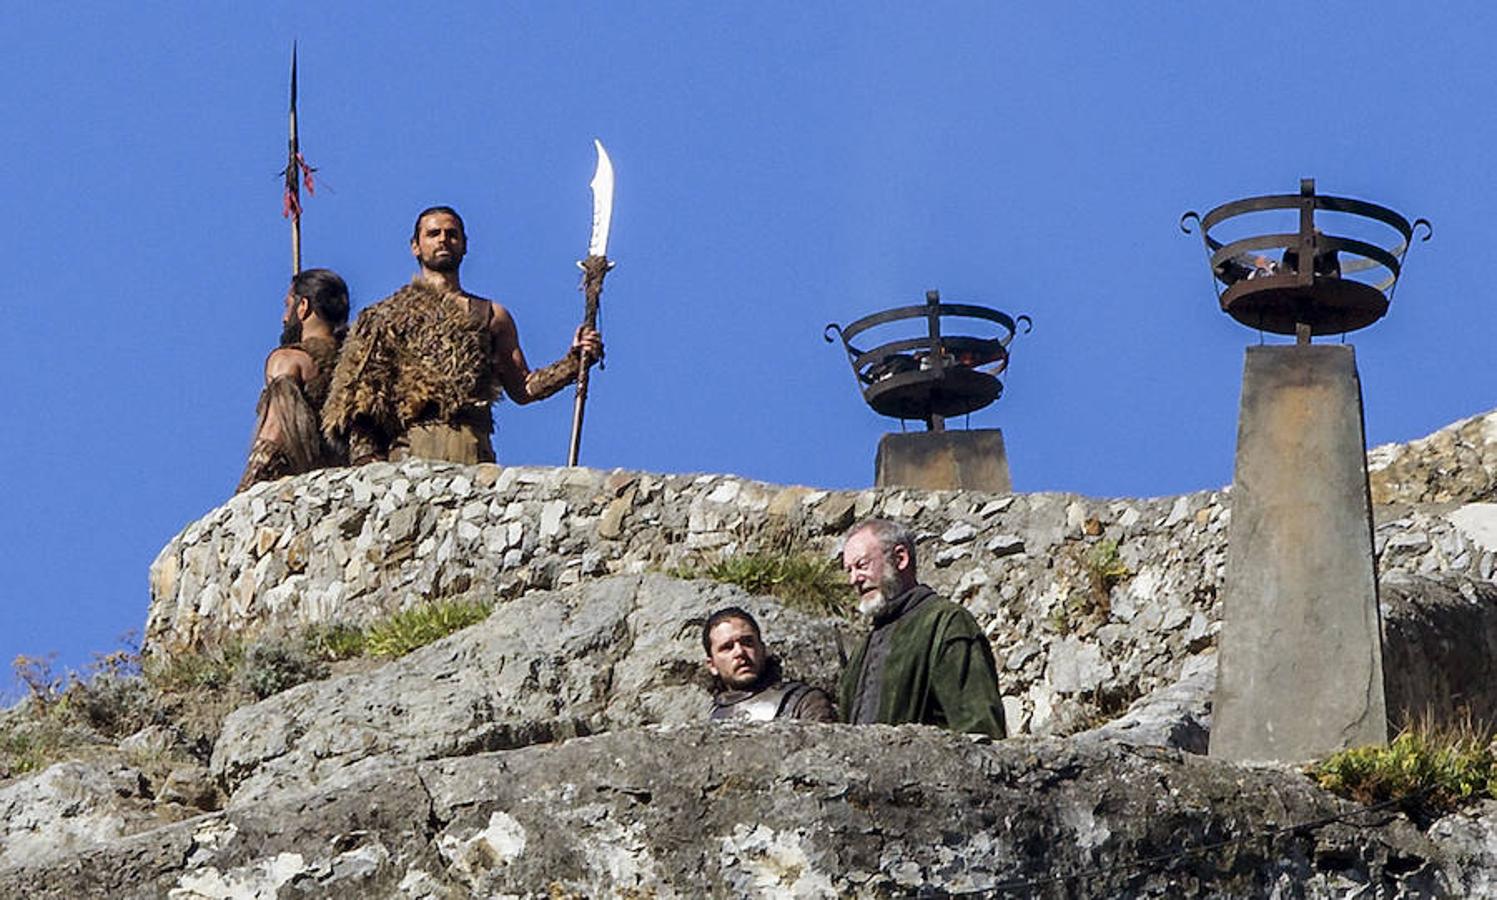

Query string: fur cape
297 335 340 413
235 335 347 492
322 280 499 442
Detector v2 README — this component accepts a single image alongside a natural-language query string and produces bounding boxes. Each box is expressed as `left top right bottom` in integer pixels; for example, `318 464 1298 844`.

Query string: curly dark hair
701 606 760 655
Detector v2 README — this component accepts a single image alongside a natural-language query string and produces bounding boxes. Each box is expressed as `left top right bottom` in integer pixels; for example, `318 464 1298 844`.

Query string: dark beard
279 318 303 347
421 252 462 273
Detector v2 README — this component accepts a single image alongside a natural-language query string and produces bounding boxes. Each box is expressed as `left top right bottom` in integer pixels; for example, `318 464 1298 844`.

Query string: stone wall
1369 409 1497 506
148 431 1497 739
140 406 1497 740
149 461 1239 737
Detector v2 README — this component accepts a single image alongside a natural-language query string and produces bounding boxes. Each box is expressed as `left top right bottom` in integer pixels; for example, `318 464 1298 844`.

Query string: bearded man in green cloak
839 518 1007 738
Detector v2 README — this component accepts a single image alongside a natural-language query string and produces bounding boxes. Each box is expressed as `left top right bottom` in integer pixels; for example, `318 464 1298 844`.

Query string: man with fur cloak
236 268 351 492
323 206 602 465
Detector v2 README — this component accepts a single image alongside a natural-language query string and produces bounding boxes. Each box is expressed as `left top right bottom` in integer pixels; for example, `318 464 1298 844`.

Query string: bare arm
237 347 321 493
487 301 603 405
264 347 316 386
256 348 316 444
488 303 535 403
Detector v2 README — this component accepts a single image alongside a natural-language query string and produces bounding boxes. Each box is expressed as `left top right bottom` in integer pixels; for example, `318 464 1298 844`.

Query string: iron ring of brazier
825 291 1032 423
1181 178 1430 337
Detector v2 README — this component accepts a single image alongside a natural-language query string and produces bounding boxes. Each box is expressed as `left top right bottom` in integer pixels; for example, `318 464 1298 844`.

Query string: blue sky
2 3 1491 680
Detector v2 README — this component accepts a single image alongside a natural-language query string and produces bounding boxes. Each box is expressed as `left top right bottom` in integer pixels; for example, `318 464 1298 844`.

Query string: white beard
857 591 888 619
857 576 905 620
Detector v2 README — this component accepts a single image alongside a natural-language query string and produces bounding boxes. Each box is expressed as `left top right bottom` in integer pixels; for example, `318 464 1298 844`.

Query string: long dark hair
291 268 350 341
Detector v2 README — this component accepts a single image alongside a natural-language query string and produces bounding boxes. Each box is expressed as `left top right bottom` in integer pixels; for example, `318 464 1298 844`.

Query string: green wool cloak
839 589 1007 738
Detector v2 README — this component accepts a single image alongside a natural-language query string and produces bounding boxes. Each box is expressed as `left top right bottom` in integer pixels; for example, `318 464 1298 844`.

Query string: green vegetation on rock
362 597 493 658
1 597 495 781
673 551 854 618
1083 540 1131 600
1313 723 1497 822
1 649 155 780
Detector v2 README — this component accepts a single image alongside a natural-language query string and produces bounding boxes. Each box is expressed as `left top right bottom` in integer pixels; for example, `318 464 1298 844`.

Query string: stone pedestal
875 430 1011 492
1210 345 1386 763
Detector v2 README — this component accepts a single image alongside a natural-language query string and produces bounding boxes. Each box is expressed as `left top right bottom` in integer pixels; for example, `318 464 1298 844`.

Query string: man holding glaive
323 143 614 465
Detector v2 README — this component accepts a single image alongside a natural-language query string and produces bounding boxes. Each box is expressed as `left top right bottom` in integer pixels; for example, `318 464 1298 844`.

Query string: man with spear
323 141 613 466
237 45 352 492
322 203 605 465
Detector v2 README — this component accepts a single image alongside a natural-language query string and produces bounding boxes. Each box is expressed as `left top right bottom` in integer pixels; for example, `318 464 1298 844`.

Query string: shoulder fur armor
295 335 339 412
322 280 499 442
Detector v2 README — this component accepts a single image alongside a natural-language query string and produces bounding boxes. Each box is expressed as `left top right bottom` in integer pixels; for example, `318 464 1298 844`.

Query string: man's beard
721 665 763 691
279 317 302 347
857 575 906 621
421 251 462 273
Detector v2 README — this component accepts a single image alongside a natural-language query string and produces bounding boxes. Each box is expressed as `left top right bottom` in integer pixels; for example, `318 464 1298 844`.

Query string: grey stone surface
1082 652 1214 754
875 428 1012 492
20 404 1497 892
1369 409 1497 506
0 760 157 870
1213 345 1386 762
3 724 1486 898
1382 573 1497 732
145 461 1244 738
211 574 848 805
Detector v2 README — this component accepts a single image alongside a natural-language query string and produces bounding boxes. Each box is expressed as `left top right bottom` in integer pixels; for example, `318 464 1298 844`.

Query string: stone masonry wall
148 432 1497 739
1369 410 1497 505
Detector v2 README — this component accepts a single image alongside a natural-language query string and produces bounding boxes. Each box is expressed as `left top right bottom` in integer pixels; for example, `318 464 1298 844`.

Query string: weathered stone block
875 429 1012 492
1211 345 1386 763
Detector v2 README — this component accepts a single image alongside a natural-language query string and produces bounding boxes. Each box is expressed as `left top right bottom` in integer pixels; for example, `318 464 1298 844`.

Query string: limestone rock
1381 573 1497 731
0 760 157 870
211 574 848 805
1369 410 1497 505
1 725 1481 898
1081 652 1214 754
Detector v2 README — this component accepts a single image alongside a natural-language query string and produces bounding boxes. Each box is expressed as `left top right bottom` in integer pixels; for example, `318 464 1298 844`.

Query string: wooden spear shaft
288 45 301 276
567 255 611 466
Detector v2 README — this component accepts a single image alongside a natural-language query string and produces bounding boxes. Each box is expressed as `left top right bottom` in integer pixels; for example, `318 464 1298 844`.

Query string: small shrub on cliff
12 654 63 709
232 640 329 700
1 648 154 778
362 597 493 659
56 667 154 739
0 715 79 779
143 635 331 750
304 623 367 660
1313 723 1497 823
674 552 855 619
1083 540 1130 600
1049 540 1133 635
144 642 244 694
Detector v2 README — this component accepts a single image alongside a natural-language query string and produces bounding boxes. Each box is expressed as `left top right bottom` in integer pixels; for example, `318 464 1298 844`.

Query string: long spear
568 139 615 466
281 43 316 276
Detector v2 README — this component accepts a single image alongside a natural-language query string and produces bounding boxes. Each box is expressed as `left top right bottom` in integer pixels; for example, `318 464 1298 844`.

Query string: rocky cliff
6 410 1497 896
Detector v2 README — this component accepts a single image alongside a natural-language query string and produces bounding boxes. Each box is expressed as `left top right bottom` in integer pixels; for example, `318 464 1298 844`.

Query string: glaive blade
587 139 615 259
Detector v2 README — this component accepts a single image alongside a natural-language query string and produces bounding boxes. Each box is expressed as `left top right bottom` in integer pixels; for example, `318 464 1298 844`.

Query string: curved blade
588 139 615 259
